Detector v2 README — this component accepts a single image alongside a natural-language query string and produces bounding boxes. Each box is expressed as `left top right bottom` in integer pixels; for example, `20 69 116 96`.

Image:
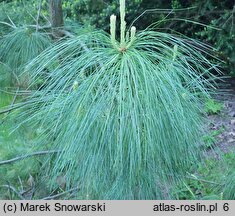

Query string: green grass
202 127 225 149
205 99 224 115
0 93 43 199
173 151 235 200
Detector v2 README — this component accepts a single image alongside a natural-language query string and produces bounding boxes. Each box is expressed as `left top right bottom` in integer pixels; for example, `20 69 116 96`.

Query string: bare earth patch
208 78 235 153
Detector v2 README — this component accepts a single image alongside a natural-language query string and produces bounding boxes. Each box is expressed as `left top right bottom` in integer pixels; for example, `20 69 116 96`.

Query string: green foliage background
1 0 234 74
62 0 235 75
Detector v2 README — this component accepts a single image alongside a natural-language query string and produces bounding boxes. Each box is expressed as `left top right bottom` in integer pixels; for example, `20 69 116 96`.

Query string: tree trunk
49 0 64 38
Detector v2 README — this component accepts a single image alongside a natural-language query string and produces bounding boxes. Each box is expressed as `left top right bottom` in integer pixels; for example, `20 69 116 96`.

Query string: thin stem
0 105 23 115
42 187 80 200
0 150 62 166
0 21 16 29
0 87 19 125
128 6 197 31
1 185 25 200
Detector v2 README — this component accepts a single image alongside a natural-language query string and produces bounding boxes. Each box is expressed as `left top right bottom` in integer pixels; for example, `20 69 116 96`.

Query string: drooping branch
27 24 52 29
42 187 80 200
0 105 23 115
0 150 62 166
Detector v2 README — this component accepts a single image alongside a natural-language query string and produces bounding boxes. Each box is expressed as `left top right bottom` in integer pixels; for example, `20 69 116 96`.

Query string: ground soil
207 78 235 153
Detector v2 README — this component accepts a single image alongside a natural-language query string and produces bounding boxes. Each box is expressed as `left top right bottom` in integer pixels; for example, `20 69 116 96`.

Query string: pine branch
27 24 52 29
